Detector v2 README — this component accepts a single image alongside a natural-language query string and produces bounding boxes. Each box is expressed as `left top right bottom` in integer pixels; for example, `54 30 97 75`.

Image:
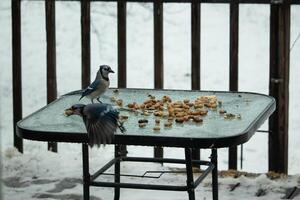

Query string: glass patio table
17 88 276 200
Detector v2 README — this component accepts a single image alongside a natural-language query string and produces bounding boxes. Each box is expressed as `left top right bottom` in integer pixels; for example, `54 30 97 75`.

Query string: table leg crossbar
82 144 218 200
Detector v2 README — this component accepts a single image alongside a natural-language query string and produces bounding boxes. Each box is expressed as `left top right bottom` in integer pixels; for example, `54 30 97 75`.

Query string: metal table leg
114 145 121 200
211 148 218 200
82 143 90 200
185 148 195 200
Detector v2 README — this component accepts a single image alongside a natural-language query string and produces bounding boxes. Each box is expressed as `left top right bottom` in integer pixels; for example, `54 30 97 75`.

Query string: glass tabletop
17 88 275 148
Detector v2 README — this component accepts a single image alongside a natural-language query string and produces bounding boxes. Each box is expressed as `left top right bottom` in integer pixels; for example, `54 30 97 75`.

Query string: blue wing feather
80 80 101 100
82 103 120 147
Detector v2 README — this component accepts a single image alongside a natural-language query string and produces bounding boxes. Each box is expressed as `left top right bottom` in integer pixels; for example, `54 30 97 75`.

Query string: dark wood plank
191 0 201 90
81 0 91 88
228 0 239 170
154 0 164 159
118 0 127 88
191 0 201 167
12 0 23 153
46 0 58 152
117 0 127 155
24 0 300 5
269 0 290 174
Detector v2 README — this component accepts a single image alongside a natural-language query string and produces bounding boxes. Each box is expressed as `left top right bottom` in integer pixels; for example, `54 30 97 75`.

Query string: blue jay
65 103 126 147
80 65 114 103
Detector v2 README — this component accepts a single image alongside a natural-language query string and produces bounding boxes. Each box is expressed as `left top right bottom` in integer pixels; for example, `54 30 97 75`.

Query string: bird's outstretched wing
79 80 101 100
83 104 119 147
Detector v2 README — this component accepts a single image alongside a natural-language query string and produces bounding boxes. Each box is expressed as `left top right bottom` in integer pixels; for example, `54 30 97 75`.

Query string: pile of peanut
113 94 227 132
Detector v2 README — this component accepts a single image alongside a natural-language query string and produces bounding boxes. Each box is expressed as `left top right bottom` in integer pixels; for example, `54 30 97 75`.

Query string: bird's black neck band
100 69 109 81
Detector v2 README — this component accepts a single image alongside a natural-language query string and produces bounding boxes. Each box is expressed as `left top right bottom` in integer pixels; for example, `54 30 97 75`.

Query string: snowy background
1 0 300 199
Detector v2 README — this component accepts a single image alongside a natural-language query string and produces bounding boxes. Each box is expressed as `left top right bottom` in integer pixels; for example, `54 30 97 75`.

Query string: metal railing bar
90 181 188 191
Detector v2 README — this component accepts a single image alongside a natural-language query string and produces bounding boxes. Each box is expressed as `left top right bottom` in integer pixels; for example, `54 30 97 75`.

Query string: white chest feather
88 79 110 99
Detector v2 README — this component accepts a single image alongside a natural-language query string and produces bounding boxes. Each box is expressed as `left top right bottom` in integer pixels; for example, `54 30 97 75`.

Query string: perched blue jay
80 65 114 103
65 103 126 147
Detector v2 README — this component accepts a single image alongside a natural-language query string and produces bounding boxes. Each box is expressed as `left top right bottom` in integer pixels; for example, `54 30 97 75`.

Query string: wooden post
191 0 201 167
46 0 58 152
269 0 290 174
154 0 164 159
118 0 127 88
117 0 128 155
12 0 23 153
81 0 91 89
228 0 239 170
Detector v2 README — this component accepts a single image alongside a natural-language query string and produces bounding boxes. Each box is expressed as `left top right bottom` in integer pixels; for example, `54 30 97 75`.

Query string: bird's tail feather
62 89 84 96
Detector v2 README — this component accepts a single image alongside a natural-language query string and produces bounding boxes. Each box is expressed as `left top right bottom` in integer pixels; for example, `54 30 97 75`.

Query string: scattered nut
153 126 160 131
183 99 190 104
155 119 160 124
110 96 117 102
219 109 227 114
64 109 73 116
224 113 235 119
138 119 149 124
113 89 119 93
139 123 147 128
193 116 203 123
175 118 184 123
119 115 129 121
164 122 173 127
116 99 123 107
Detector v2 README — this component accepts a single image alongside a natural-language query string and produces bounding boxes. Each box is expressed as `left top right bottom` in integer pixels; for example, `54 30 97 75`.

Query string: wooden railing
11 0 299 174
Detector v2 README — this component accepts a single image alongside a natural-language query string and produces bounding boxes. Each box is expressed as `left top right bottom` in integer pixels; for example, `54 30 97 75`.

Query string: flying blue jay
80 65 114 103
65 103 126 147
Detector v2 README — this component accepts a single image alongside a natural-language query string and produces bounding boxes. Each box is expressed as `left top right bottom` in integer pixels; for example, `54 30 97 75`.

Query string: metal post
185 148 195 200
114 145 121 200
211 148 218 200
82 143 90 200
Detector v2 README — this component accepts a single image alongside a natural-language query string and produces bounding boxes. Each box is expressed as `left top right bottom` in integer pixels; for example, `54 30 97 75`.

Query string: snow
1 0 300 199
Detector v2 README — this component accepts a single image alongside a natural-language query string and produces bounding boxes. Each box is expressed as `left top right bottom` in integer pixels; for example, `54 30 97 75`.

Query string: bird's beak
109 69 115 73
64 108 74 116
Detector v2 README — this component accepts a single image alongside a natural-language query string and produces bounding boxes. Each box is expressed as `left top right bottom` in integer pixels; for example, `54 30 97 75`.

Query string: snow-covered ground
1 0 300 199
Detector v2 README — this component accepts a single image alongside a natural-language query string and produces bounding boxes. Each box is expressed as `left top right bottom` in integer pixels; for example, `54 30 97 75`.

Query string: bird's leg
96 97 102 103
118 120 126 133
